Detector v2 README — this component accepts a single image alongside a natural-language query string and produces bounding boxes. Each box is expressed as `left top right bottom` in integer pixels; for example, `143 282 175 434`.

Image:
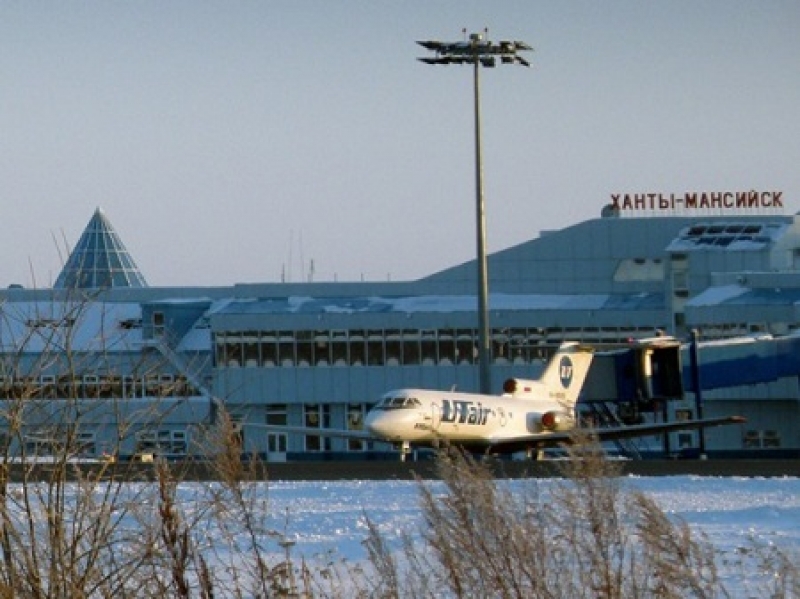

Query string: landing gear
400 440 411 462
525 447 545 461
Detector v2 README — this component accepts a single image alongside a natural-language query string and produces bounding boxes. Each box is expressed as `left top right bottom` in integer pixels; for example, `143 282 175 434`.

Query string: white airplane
266 342 745 460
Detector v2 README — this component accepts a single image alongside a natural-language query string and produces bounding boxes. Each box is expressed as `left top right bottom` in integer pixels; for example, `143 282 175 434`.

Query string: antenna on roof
287 230 294 283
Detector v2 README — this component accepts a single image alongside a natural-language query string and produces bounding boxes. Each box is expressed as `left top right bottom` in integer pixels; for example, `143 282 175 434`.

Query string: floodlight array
417 34 532 68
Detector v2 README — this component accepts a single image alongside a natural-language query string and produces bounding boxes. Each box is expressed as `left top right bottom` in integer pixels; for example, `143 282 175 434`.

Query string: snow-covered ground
10 474 793 595
261 475 800 562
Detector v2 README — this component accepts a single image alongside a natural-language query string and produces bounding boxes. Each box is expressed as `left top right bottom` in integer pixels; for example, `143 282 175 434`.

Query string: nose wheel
400 440 411 462
525 446 545 461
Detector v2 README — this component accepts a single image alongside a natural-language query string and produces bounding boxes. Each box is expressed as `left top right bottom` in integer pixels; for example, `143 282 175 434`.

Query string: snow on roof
177 326 212 352
0 301 143 353
211 292 664 316
666 221 786 253
698 334 773 348
686 285 750 307
688 285 800 308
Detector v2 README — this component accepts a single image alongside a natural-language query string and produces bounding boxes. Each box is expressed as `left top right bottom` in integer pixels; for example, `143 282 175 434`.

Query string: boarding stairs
581 400 645 459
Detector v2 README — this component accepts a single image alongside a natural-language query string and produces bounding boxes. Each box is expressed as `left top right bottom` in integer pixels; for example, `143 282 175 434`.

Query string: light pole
418 31 532 394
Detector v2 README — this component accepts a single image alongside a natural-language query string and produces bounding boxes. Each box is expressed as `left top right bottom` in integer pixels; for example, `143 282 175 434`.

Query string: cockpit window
377 396 421 410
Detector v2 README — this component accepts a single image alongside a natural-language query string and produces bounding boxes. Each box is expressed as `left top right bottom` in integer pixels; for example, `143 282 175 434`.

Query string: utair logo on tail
559 356 573 388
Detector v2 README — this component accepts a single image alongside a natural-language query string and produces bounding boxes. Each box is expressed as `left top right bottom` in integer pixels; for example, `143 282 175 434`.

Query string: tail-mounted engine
540 410 575 432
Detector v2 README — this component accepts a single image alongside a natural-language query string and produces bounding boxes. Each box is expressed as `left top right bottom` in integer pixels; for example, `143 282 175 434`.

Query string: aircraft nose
365 410 395 439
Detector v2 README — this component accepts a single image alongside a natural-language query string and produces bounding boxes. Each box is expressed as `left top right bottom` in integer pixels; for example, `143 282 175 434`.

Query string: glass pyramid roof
54 208 148 289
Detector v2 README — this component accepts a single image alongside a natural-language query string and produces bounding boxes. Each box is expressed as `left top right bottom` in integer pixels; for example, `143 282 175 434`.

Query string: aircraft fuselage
364 389 568 447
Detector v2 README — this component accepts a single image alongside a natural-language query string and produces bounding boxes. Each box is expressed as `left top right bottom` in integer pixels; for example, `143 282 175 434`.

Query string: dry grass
0 425 795 597
360 441 799 599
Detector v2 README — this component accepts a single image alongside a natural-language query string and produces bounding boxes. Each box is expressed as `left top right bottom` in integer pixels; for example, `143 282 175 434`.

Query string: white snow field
262 475 800 561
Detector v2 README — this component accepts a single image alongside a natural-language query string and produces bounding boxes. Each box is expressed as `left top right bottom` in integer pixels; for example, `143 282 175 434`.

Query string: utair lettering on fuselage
440 399 492 425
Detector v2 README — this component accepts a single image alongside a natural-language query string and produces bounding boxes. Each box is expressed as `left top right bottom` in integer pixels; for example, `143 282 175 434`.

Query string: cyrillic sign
610 191 783 213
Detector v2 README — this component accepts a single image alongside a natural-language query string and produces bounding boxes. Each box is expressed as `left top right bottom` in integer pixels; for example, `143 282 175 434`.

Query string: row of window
0 403 371 459
742 429 781 449
135 430 188 456
3 419 782 458
215 326 658 369
262 403 369 452
0 374 198 400
23 431 97 457
16 429 188 458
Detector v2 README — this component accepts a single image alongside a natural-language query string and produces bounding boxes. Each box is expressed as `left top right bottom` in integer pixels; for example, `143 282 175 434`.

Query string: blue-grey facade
1 209 799 460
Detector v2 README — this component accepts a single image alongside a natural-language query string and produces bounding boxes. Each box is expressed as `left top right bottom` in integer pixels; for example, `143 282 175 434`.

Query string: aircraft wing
486 415 746 453
261 424 377 442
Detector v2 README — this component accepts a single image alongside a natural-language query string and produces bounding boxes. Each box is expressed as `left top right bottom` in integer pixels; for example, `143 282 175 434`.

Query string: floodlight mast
417 31 531 394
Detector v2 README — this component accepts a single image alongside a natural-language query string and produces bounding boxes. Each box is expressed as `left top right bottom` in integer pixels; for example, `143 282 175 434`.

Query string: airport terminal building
2 198 799 461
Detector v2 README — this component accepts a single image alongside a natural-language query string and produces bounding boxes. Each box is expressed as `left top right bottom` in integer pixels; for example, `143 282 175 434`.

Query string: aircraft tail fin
503 342 594 406
539 342 594 406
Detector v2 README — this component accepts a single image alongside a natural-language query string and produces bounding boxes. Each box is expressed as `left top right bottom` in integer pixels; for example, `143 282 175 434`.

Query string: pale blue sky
1 2 798 287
